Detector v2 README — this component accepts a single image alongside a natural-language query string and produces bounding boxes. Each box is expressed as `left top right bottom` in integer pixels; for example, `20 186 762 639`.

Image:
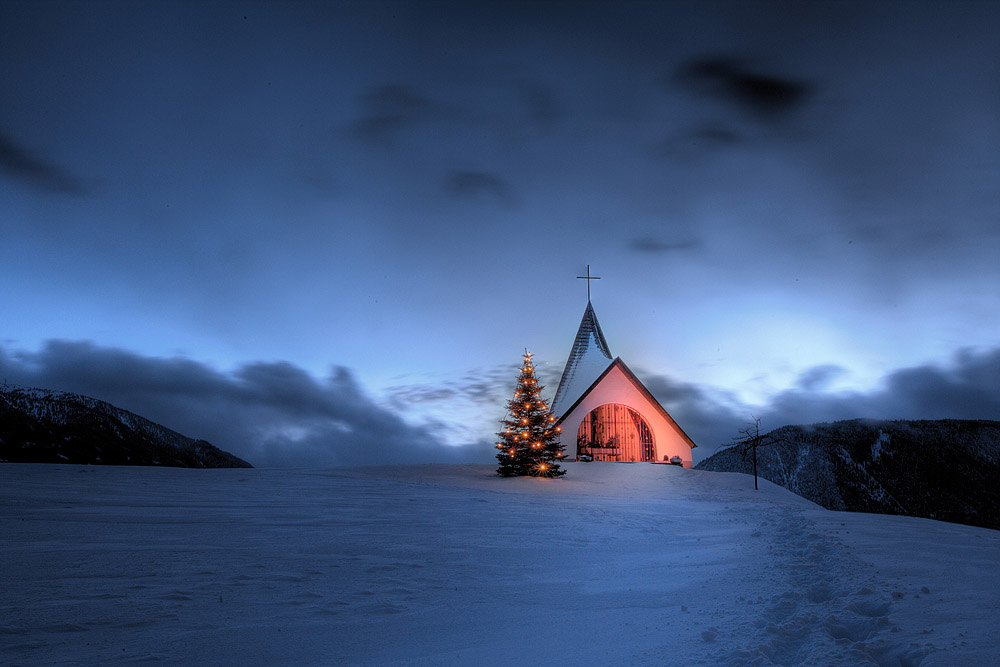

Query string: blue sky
2 1 999 465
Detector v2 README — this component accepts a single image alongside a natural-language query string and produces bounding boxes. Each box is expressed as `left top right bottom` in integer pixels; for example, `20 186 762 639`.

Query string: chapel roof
551 300 614 417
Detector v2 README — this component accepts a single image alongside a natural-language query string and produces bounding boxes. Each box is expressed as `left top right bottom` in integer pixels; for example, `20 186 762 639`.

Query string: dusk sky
2 1 999 466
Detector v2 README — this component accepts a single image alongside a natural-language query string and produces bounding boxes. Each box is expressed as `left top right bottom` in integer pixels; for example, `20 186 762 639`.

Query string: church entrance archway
576 403 655 462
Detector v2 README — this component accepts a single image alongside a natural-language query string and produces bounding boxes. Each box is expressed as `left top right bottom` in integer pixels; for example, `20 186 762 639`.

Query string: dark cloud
385 385 459 408
640 348 1000 460
673 56 813 117
639 372 744 454
654 124 743 161
690 124 742 145
0 341 488 468
350 84 433 144
878 348 1000 420
385 363 520 412
517 81 563 129
296 160 339 195
350 78 562 151
629 237 700 254
0 130 86 195
446 170 515 205
755 349 1000 442
795 364 846 391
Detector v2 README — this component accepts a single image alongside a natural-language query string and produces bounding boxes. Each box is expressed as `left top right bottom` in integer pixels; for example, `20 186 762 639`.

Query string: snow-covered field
2 463 997 666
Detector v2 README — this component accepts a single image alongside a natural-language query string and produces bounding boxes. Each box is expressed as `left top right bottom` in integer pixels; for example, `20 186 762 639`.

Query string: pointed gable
551 301 614 417
555 357 697 450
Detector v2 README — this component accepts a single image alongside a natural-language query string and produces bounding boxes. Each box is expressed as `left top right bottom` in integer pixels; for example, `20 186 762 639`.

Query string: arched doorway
576 403 655 462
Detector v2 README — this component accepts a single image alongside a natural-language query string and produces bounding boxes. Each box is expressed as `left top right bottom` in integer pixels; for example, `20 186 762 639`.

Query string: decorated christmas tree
496 350 565 477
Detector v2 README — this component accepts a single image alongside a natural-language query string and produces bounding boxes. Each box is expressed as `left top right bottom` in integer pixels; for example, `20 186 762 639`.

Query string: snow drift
2 462 997 665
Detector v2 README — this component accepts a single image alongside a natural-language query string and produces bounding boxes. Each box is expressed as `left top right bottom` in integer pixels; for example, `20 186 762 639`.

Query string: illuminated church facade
551 300 696 467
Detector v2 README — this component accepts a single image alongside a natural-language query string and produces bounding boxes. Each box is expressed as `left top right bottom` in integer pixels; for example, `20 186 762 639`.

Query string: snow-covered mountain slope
0 384 251 468
696 419 1000 530
2 463 996 665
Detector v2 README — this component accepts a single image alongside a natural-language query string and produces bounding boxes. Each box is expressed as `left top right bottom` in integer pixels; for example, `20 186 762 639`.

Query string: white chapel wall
557 365 693 467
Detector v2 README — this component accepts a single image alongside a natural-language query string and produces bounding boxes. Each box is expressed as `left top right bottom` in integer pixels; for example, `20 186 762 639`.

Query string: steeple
551 300 614 417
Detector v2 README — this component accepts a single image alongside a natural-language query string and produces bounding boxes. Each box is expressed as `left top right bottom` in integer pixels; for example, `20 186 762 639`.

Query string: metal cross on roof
576 264 601 302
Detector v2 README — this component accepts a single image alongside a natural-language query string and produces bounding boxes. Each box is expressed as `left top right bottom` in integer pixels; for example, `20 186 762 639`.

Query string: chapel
550 296 696 467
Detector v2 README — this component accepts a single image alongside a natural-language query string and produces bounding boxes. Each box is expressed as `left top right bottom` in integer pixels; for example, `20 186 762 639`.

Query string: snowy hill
695 419 1000 530
0 384 251 468
2 463 997 665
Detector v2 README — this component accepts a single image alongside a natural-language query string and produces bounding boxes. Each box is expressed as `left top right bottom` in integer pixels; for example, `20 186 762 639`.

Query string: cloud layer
5 340 996 468
674 56 813 118
0 341 489 468
0 129 85 195
641 348 1000 459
